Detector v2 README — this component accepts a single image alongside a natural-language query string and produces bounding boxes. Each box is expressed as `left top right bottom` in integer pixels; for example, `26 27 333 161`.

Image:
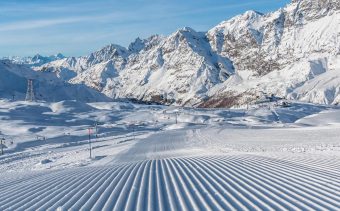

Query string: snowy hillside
6 0 340 107
0 99 339 209
0 60 110 102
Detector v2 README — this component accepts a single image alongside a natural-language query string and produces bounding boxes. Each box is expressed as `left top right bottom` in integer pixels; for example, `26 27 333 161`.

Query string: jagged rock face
207 10 281 76
291 0 339 21
128 38 145 53
85 44 129 68
207 0 339 77
104 27 234 106
69 60 118 91
12 0 340 107
202 0 340 107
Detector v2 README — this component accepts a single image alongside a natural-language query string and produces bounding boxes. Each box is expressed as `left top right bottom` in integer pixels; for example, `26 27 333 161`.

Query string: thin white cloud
0 12 127 32
0 18 85 32
0 1 103 13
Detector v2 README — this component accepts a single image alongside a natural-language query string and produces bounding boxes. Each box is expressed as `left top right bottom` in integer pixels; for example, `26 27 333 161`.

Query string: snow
0 99 339 209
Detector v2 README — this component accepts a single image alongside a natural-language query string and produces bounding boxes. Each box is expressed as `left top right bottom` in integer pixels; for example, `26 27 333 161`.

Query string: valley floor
0 100 339 210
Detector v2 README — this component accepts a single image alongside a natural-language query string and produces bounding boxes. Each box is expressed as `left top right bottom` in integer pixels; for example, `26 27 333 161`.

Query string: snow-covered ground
0 99 339 210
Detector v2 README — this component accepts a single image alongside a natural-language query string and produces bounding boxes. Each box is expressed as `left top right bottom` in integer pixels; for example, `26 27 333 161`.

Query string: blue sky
0 0 290 57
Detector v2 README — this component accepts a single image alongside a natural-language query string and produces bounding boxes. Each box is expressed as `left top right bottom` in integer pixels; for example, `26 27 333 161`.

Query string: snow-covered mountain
0 60 110 102
6 53 65 67
36 44 129 90
103 28 234 106
5 0 340 107
36 30 234 105
204 0 340 107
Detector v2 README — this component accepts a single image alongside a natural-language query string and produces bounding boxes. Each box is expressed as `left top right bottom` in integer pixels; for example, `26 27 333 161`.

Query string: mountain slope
204 0 340 107
35 28 234 106
0 60 110 102
103 27 234 106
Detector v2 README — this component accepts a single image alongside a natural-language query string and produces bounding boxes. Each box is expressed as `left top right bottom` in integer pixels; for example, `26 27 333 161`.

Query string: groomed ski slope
0 154 339 210
0 100 339 210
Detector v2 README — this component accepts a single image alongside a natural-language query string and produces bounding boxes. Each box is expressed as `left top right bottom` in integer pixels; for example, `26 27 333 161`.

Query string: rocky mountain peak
84 44 129 67
32 54 43 60
54 53 65 60
128 35 164 54
242 10 264 20
170 27 198 40
128 37 145 53
93 44 128 58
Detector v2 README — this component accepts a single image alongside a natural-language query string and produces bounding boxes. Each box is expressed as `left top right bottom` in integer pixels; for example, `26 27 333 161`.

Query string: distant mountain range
2 0 340 107
5 53 65 67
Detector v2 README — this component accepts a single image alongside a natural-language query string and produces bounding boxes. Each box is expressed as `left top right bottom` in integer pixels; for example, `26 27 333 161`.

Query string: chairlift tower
0 137 5 155
25 79 35 102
